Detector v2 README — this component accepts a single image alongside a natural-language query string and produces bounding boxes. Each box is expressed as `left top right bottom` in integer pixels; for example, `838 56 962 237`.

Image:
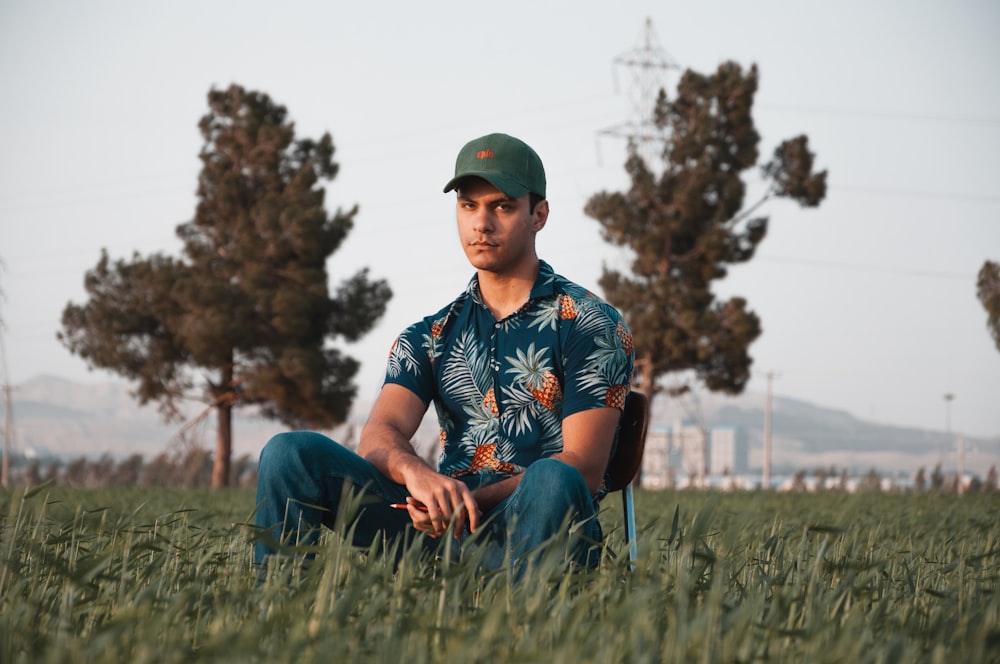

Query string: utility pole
762 372 779 490
943 393 954 432
942 392 953 463
598 17 680 170
957 435 965 496
1 383 11 488
942 393 965 494
1 334 11 489
1 266 10 488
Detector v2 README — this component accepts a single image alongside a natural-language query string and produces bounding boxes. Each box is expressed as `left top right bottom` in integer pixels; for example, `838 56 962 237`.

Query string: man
254 133 634 571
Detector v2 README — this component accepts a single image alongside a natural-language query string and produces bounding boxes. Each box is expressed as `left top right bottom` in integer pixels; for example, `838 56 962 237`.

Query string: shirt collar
466 260 557 307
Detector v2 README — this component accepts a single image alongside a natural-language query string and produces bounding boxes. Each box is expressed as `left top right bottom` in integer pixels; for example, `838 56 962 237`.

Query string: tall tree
977 260 1000 353
59 84 392 487
586 62 826 405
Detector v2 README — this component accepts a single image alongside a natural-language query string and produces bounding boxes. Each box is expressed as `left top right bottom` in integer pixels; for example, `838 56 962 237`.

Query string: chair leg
623 482 637 570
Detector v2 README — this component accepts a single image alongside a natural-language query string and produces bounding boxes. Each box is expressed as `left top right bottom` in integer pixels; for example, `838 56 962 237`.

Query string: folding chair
605 390 649 568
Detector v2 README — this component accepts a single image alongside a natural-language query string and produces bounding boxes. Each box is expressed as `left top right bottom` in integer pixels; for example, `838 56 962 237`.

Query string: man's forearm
357 382 438 487
360 425 433 487
362 418 481 534
472 474 522 513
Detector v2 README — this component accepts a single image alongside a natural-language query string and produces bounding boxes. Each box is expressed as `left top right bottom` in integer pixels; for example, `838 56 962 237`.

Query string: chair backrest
606 390 649 492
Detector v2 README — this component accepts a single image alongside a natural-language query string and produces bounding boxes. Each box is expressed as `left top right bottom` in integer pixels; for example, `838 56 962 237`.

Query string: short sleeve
559 297 635 417
382 321 436 407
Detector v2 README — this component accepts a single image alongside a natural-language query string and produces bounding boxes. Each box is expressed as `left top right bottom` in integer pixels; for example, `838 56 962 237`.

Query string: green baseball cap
443 133 546 199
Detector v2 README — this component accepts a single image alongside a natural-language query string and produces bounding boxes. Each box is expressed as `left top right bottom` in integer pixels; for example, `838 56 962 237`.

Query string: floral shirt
383 261 634 495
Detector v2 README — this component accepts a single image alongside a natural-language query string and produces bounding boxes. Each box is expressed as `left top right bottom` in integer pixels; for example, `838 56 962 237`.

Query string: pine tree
586 62 826 404
977 260 1000 353
59 84 392 487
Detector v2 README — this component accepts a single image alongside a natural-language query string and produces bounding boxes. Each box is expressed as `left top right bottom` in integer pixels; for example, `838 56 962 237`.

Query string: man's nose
472 208 495 233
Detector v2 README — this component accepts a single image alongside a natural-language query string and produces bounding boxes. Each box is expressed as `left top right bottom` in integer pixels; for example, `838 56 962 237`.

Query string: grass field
1 484 998 663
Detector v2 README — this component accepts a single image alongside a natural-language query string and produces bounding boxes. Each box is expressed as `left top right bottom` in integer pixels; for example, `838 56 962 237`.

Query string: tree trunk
637 358 656 403
212 362 234 488
213 400 232 488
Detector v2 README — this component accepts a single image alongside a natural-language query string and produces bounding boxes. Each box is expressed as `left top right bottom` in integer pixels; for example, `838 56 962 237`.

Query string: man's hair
529 193 543 214
454 177 546 214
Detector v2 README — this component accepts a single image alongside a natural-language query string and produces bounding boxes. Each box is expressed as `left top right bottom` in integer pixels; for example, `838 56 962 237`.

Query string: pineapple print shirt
383 260 634 496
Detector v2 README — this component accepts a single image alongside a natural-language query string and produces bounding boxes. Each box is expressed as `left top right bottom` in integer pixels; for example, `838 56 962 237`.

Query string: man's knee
518 458 592 514
499 458 602 571
259 431 334 472
523 457 587 490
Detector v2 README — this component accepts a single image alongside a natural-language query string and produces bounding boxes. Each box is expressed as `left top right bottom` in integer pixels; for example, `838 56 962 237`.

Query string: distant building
641 427 673 489
708 426 748 476
640 422 749 488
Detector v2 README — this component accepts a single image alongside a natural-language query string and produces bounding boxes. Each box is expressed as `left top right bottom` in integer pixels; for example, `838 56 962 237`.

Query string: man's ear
532 199 549 232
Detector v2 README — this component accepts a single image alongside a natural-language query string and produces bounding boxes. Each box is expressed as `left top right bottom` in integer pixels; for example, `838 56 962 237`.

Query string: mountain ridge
5 375 998 476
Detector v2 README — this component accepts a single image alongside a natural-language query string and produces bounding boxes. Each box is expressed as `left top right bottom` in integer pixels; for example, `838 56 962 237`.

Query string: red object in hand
390 502 428 512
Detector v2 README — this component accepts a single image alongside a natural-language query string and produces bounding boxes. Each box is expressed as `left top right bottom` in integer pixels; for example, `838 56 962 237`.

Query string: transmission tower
599 17 680 170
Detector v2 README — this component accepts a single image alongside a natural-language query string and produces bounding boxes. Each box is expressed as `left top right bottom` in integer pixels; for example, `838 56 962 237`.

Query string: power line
834 184 1000 204
5 249 981 337
3 161 998 219
338 93 620 153
756 255 974 281
759 103 1000 127
1 96 998 215
0 213 983 285
0 170 193 203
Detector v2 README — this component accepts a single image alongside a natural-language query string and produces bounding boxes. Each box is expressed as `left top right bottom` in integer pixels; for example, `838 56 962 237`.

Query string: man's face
455 178 548 276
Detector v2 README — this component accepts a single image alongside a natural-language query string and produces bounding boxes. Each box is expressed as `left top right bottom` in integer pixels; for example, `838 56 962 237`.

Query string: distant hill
6 375 358 462
645 389 998 476
4 375 999 476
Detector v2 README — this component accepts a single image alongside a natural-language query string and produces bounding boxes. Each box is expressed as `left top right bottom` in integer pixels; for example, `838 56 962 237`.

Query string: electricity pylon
599 17 680 170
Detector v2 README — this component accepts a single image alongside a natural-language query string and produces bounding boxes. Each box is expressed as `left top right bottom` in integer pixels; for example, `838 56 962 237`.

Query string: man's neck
477 259 540 321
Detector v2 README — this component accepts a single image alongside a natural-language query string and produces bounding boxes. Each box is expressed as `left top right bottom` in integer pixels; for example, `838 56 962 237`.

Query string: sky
1 0 998 441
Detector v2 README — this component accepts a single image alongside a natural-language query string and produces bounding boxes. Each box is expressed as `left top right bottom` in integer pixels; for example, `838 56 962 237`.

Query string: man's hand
401 469 481 538
359 383 480 537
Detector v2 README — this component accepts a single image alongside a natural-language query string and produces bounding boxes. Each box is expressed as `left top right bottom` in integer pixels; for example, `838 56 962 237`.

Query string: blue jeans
253 431 603 571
